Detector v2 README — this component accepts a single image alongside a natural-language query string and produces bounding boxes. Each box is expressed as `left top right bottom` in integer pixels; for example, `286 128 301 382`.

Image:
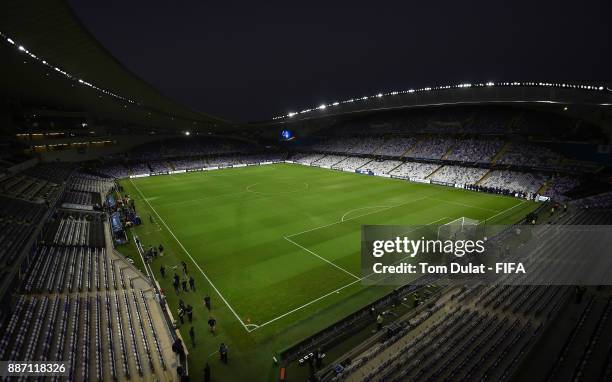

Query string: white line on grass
427 197 501 213
251 278 363 331
251 216 449 332
481 200 528 224
341 206 392 222
282 196 429 282
286 196 428 238
129 178 251 332
284 236 361 280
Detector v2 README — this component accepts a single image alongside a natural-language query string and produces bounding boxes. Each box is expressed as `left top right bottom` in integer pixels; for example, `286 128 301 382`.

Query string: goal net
437 217 479 240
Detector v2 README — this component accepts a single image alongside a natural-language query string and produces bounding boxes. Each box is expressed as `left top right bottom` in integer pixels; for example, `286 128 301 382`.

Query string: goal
437 217 479 240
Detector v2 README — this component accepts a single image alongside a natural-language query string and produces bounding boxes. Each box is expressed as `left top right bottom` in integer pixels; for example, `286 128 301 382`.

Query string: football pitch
120 163 537 379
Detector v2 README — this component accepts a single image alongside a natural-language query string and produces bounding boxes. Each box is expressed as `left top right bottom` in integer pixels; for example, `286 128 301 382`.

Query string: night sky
68 0 611 122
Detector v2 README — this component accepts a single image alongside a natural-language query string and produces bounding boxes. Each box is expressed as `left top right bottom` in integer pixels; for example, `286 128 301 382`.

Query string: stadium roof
1 1 610 132
270 82 612 124
0 0 227 130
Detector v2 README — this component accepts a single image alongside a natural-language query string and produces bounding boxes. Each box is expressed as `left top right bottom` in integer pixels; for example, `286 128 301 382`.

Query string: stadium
1 1 612 381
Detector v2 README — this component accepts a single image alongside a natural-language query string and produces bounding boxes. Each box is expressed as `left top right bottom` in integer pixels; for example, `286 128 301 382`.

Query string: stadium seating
292 153 327 165
375 137 418 157
479 170 548 194
334 157 372 171
407 136 456 160
313 155 348 168
360 160 403 174
544 176 580 201
0 161 180 380
389 162 440 180
428 165 488 185
445 138 504 163
497 142 562 168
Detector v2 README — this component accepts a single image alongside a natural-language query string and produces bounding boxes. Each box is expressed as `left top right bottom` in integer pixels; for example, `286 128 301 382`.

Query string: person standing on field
204 363 211 382
203 294 211 311
208 316 217 333
189 326 196 346
219 343 228 363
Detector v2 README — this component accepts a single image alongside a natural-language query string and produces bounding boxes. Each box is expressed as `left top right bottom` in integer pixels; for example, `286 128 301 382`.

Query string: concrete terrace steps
491 141 512 165
536 174 554 195
387 161 405 174
368 138 390 156
355 159 374 171
425 164 445 179
401 136 427 158
333 157 373 171
475 169 493 185
313 154 347 167
441 140 460 160
311 155 327 165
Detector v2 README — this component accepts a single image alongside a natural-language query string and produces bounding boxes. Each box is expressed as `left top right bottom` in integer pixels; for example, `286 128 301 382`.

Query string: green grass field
119 163 537 381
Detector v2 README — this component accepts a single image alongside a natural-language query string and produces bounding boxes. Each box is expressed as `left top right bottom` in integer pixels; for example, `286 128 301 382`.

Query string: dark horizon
68 0 612 122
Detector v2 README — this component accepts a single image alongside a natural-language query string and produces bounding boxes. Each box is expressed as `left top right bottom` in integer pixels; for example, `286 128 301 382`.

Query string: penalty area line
284 236 361 280
129 178 251 332
481 199 528 225
250 277 363 332
251 216 450 332
286 196 428 239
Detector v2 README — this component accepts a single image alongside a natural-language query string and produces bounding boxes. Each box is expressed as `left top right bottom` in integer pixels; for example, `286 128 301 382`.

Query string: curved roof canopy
0 0 227 130
271 82 612 124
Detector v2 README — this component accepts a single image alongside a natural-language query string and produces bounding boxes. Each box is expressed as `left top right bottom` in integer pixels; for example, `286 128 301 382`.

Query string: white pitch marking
130 178 251 332
286 196 428 238
251 216 450 332
427 197 501 213
341 206 392 222
250 278 363 331
481 200 528 224
284 236 361 280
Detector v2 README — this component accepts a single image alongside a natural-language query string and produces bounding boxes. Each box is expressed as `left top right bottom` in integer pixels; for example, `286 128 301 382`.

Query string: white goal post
437 217 479 239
